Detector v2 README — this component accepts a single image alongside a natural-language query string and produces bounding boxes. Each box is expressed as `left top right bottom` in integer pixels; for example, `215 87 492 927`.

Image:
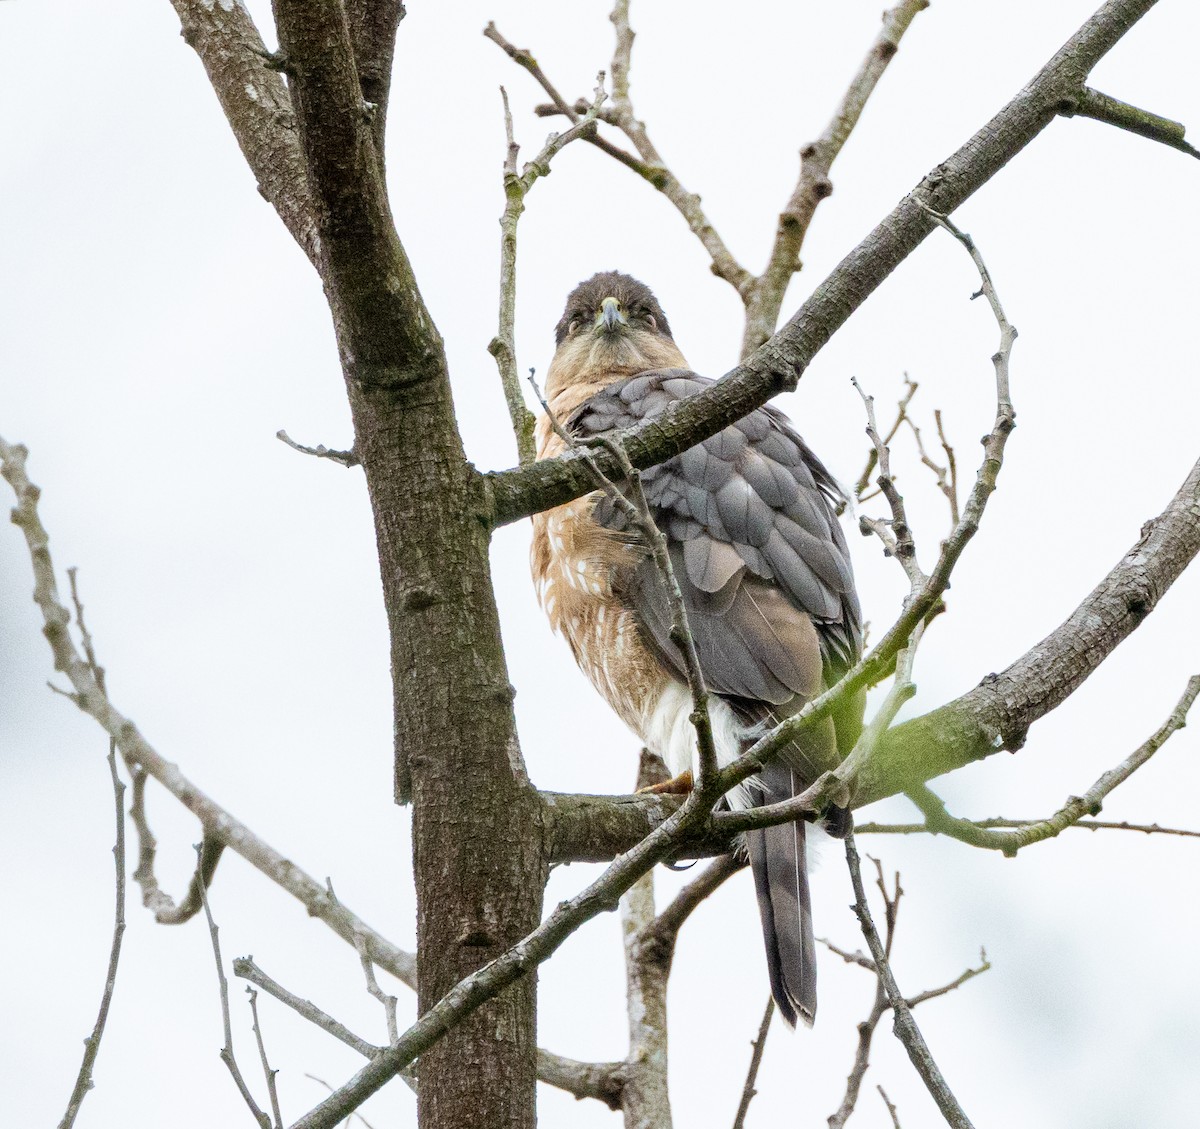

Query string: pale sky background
2 2 1199 1127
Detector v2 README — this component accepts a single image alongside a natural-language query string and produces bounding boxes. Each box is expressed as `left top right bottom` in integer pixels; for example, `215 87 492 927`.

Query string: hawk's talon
636 769 694 795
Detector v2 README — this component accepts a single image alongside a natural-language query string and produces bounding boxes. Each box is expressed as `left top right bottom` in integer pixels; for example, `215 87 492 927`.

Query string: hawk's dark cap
555 271 674 345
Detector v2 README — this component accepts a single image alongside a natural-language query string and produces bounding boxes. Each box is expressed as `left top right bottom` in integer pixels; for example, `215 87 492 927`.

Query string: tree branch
856 818 1200 840
645 854 745 943
482 22 661 185
343 0 405 156
1058 86 1200 158
270 0 444 391
486 0 1159 529
198 851 271 1129
544 440 1200 860
288 739 768 1126
858 451 1200 806
731 999 774 1129
904 675 1200 854
247 988 285 1129
234 957 383 1061
57 745 127 1129
169 0 320 263
845 836 974 1129
489 81 608 464
742 0 930 355
276 430 360 468
0 434 418 985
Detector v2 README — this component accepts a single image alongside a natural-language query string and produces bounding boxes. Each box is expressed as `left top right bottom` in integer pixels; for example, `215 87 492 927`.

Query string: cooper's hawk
531 271 863 1026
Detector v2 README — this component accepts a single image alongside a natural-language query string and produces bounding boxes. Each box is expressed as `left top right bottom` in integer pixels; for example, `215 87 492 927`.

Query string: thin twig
827 868 988 1129
276 430 359 468
827 865 895 1129
818 937 875 972
856 817 1200 840
742 0 930 354
731 998 774 1129
1058 86 1200 158
905 675 1200 855
235 958 382 1060
904 950 991 1008
845 834 974 1129
356 937 399 1046
489 77 607 464
903 414 959 529
854 376 919 501
878 1086 903 1129
57 744 127 1129
127 768 224 925
853 376 921 585
0 439 417 980
485 11 752 295
197 848 271 1129
482 22 657 181
247 988 284 1129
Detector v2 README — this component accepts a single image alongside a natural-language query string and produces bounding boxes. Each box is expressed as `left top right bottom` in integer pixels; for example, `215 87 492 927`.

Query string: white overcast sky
2 2 1199 1127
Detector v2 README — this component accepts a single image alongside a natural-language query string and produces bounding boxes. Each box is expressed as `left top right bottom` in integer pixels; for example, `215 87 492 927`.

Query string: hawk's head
547 271 687 397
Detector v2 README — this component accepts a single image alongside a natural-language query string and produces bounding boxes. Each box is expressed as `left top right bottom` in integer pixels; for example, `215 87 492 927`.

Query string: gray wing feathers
575 369 861 683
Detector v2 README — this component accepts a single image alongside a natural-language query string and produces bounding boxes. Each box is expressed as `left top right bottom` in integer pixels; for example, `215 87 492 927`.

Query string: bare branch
247 989 284 1129
535 1053 626 1111
853 377 922 586
343 0 405 156
1058 86 1200 158
878 1086 903 1129
857 817 1200 839
818 937 876 973
619 869 672 1128
604 0 754 297
482 22 661 183
198 850 271 1129
234 958 383 1061
905 675 1200 855
731 999 774 1129
489 80 608 464
169 0 319 262
845 834 974 1129
742 0 930 354
356 937 400 1047
57 745 127 1129
0 436 416 983
276 430 360 469
288 726 787 1126
489 0 1155 529
904 950 991 1009
854 376 919 501
858 447 1200 806
827 869 988 1129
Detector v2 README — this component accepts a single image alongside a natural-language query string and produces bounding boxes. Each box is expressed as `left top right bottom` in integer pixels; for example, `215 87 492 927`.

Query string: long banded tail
746 766 817 1027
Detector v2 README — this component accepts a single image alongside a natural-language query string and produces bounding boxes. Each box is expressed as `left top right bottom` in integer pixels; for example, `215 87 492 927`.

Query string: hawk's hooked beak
596 296 627 335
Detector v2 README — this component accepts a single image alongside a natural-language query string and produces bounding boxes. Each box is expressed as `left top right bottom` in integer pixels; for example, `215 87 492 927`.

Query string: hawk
531 271 863 1026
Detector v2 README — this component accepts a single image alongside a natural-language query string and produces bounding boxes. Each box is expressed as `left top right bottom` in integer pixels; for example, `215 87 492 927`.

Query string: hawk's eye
568 319 581 335
644 313 657 330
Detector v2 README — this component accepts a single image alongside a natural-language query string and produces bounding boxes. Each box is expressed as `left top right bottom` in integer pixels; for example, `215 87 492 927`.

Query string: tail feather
746 766 817 1027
